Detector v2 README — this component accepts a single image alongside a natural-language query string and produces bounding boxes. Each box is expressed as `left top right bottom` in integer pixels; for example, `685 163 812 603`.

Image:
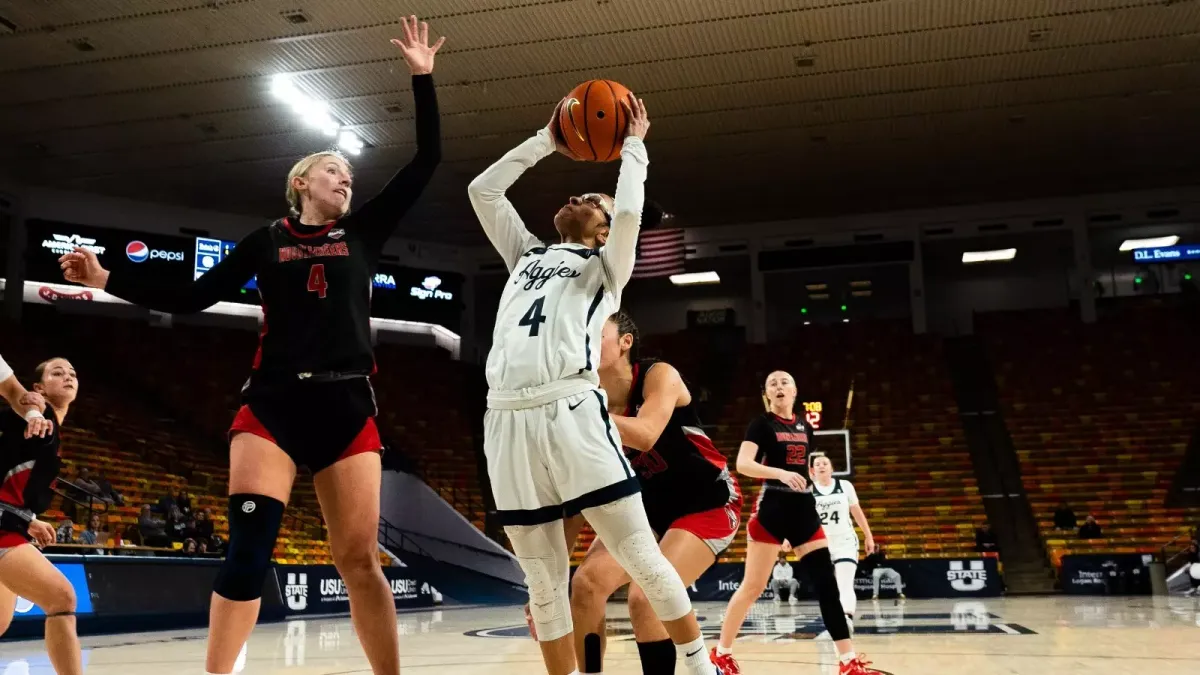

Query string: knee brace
214 494 284 602
798 548 850 641
835 561 858 618
582 496 692 622
505 522 572 642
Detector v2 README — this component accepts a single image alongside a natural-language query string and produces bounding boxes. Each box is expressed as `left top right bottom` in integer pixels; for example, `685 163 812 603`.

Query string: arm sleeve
354 74 441 251
844 481 859 506
105 229 265 314
599 137 648 292
467 129 553 271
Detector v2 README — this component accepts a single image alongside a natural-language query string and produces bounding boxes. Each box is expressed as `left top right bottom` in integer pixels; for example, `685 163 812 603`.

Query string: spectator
166 504 188 541
181 515 199 543
975 523 999 553
1079 515 1103 540
79 514 106 553
195 508 215 543
181 538 198 556
770 553 799 606
197 539 210 556
121 523 142 547
154 492 176 516
139 504 169 547
176 489 192 516
1054 502 1077 531
75 467 101 497
55 518 76 544
92 471 124 506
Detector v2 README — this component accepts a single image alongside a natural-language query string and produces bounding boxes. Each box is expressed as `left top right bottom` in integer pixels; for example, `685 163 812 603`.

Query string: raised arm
354 19 445 250
467 128 553 271
61 229 265 315
599 95 650 292
609 362 687 451
354 72 441 250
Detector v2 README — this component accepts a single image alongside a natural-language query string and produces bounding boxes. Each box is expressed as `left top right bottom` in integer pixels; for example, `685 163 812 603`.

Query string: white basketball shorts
484 389 641 526
827 532 861 565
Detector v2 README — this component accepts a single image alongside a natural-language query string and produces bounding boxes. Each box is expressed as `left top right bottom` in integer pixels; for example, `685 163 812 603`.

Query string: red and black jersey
0 405 62 533
623 360 739 530
104 75 441 390
744 412 817 497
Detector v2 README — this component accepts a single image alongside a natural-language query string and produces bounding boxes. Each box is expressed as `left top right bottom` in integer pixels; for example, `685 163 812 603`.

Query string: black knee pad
214 494 285 602
799 547 850 641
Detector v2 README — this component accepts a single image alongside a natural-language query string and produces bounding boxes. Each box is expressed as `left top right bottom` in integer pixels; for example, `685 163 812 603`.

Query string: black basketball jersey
623 360 737 526
0 405 62 532
744 412 817 500
104 75 440 388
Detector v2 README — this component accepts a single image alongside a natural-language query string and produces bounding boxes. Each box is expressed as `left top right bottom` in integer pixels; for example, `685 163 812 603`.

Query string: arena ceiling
1 0 1199 246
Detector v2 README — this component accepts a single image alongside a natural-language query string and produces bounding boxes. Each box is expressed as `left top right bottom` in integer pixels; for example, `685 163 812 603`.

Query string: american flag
632 228 685 279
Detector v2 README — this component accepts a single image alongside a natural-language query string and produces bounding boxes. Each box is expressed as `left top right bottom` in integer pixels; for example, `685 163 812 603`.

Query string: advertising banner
277 564 435 615
1060 553 1154 595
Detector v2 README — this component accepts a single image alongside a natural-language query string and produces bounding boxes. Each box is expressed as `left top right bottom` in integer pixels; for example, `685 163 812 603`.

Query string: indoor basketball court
1 597 1197 674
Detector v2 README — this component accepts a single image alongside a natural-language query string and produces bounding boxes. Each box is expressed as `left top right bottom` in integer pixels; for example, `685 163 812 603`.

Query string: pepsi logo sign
126 240 150 262
126 240 184 263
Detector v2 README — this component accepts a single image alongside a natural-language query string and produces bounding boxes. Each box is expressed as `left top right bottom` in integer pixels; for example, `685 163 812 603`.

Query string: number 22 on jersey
307 264 328 299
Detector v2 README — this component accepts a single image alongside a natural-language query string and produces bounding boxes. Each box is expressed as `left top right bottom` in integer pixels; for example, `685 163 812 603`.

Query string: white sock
839 650 857 664
716 644 733 656
677 635 716 675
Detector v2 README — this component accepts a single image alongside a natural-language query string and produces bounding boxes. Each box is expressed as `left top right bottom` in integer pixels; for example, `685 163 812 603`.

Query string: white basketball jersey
812 478 858 539
469 128 649 401
487 245 618 392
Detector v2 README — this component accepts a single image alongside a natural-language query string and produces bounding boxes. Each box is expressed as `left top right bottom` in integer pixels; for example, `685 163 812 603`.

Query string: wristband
25 409 45 422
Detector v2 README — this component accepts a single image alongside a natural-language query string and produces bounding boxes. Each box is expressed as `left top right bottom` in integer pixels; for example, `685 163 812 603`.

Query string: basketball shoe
839 653 884 675
709 647 741 675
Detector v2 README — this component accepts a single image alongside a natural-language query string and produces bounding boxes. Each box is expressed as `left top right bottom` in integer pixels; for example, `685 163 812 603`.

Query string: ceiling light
669 271 720 286
849 280 871 288
962 248 1017 264
1119 235 1179 251
805 283 827 291
842 318 849 323
337 131 364 155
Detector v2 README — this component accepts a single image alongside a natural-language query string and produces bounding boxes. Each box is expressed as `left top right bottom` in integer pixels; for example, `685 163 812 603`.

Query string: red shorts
231 406 381 473
667 499 742 556
0 530 30 550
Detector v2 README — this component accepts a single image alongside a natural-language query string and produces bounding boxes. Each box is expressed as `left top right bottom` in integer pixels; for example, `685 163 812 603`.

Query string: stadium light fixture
272 73 363 154
1119 235 1178 251
962 248 1017 264
669 271 720 286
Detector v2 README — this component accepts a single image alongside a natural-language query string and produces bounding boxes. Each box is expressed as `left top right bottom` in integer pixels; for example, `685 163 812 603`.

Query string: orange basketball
557 80 632 162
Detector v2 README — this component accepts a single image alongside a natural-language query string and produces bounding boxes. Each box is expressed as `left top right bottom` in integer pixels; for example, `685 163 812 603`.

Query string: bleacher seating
980 303 1200 568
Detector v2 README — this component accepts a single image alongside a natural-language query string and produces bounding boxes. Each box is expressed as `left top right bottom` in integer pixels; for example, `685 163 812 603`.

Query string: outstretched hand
59 246 110 289
390 15 445 75
546 98 581 160
620 93 649 140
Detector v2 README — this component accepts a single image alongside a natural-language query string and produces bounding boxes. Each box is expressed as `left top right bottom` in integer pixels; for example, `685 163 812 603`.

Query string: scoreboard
802 400 823 429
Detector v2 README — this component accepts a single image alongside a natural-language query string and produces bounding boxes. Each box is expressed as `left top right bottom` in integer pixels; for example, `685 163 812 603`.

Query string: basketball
557 79 632 162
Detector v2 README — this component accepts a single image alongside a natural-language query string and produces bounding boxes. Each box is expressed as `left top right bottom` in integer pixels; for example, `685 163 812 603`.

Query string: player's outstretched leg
315 452 401 675
713 539 776 674
582 496 716 675
508 519 577 675
625 528 720 675
0 545 83 675
206 433 294 675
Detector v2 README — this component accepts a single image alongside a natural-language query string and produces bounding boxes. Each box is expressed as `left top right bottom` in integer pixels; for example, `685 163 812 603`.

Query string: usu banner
687 558 1002 601
1060 553 1154 595
277 564 435 615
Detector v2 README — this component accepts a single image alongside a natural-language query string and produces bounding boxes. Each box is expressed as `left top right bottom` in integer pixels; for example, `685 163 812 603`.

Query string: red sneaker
839 654 885 675
710 646 742 675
